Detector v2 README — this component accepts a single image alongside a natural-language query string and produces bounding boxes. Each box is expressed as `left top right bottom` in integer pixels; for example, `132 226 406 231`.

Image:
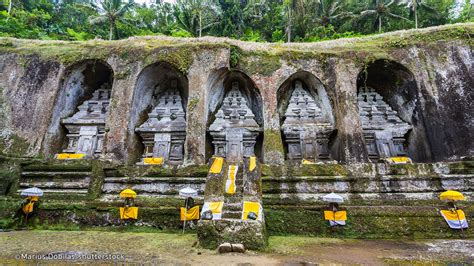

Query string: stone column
330 59 368 163
252 71 285 165
103 59 140 164
185 49 229 165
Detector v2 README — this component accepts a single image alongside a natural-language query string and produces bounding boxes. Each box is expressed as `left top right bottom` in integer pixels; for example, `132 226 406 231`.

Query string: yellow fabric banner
22 202 34 214
387 156 412 164
201 201 224 220
226 165 238 194
242 201 260 220
120 207 138 220
56 153 86 160
209 157 224 174
441 210 466 220
143 157 163 165
208 202 223 214
249 156 257 172
324 211 347 221
180 206 200 221
28 196 39 202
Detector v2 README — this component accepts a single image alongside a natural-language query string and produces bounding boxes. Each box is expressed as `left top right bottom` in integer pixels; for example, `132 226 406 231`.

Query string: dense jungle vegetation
0 0 473 42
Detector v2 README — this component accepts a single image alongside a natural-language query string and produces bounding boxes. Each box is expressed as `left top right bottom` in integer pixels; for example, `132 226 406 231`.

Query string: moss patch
263 130 284 155
239 51 282 76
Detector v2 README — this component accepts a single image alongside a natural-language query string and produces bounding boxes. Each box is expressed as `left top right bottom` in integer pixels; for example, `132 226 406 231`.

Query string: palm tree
314 0 353 27
358 0 409 33
404 0 439 28
283 0 307 42
88 0 134 40
174 0 219 37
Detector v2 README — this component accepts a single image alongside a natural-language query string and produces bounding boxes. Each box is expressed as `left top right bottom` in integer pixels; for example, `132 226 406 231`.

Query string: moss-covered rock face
265 205 474 239
0 24 472 163
197 220 268 250
0 24 473 246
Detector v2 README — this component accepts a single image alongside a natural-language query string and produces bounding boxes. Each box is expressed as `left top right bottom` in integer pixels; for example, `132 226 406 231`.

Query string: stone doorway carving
357 59 432 162
46 60 114 158
208 81 261 163
277 72 336 163
129 62 188 164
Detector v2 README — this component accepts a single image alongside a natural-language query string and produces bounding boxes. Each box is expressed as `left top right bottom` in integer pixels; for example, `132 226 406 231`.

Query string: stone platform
0 158 472 247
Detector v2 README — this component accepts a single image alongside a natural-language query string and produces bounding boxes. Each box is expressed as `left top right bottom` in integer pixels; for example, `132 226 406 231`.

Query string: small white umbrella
20 187 44 197
179 187 198 234
179 187 198 198
322 192 344 203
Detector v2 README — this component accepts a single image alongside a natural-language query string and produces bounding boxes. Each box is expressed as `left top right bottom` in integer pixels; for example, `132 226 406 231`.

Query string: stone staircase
101 168 206 198
222 195 243 219
19 164 92 195
221 163 244 220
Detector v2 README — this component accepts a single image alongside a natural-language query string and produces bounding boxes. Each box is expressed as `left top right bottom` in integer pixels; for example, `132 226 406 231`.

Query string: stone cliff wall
0 23 472 165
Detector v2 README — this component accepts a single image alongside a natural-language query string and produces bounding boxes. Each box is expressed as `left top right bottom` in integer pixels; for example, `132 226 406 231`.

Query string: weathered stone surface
217 242 232 253
197 219 267 250
231 243 245 253
0 25 472 164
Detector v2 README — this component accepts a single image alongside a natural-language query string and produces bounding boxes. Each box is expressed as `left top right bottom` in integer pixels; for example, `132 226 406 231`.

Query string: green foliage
66 28 92 41
229 45 242 68
0 0 471 42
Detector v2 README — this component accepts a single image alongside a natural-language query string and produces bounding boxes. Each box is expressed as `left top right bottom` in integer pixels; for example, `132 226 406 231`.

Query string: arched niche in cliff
205 69 263 162
277 71 337 162
45 59 114 157
356 59 432 162
128 61 189 164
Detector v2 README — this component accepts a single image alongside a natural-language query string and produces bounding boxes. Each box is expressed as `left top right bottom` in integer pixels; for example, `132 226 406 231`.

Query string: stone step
17 189 88 194
224 203 242 211
19 181 89 189
221 210 242 219
224 195 243 204
21 171 91 179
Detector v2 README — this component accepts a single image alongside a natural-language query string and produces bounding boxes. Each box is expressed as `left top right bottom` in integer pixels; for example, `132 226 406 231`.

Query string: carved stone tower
135 80 186 164
198 81 266 250
61 84 111 157
208 81 261 162
358 87 412 161
281 80 334 162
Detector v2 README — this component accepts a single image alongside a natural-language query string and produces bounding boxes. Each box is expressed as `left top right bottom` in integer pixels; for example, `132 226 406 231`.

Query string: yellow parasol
439 190 465 201
120 188 137 198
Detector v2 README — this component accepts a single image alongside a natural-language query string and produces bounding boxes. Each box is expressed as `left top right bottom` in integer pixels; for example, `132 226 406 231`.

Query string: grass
266 236 345 255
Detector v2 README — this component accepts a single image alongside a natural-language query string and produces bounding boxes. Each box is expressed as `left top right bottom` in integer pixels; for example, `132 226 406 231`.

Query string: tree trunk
414 0 418 29
109 21 114 40
378 16 382 33
287 7 291 42
6 0 12 21
199 11 202 38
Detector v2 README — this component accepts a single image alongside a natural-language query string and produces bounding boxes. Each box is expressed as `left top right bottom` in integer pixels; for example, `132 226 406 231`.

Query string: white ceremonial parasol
20 187 44 197
179 187 198 198
179 187 198 234
322 192 344 203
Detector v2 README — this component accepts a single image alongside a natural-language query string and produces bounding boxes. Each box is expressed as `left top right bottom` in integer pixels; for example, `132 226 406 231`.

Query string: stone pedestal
197 219 267 250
